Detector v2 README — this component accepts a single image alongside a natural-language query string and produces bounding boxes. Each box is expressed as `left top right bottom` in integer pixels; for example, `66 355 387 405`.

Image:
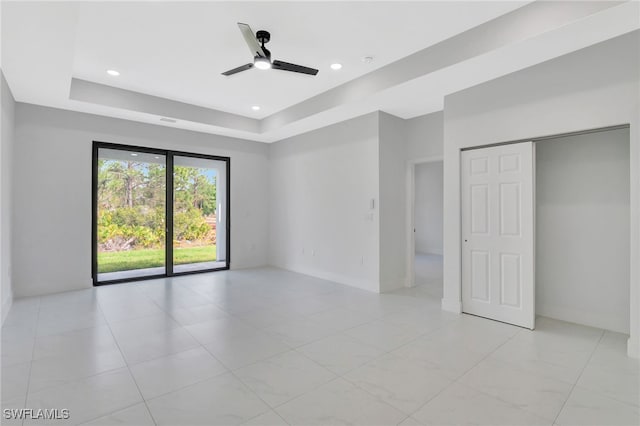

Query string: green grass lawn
98 245 217 273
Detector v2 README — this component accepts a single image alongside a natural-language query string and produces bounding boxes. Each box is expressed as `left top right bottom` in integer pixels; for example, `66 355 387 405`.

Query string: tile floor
1 267 638 425
414 254 443 299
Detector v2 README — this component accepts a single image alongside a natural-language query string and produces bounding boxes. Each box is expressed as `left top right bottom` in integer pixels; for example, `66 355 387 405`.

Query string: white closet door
461 142 535 329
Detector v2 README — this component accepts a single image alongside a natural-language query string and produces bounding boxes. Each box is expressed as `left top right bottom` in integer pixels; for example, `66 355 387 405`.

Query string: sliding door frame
92 141 231 286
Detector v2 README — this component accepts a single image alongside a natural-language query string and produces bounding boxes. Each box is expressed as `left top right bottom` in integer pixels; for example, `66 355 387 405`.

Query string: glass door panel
96 148 166 282
172 156 227 273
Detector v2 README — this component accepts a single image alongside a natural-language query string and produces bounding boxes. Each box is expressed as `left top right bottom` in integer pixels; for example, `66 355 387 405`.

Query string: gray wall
442 31 639 354
1 71 15 322
414 161 443 255
268 113 380 292
536 129 630 333
405 111 443 160
378 112 407 292
13 104 270 297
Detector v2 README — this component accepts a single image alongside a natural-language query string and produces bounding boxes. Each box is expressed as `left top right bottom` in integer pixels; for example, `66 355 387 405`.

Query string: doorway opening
92 142 230 285
407 156 444 298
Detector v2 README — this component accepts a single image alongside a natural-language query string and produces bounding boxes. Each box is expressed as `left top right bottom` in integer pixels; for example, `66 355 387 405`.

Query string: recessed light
362 56 374 64
252 105 260 111
106 69 120 76
130 153 138 157
330 63 342 70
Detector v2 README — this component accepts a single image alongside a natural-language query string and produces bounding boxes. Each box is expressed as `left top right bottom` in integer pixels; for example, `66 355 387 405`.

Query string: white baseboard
1 289 13 325
441 298 462 313
628 335 640 359
274 263 379 293
537 303 628 334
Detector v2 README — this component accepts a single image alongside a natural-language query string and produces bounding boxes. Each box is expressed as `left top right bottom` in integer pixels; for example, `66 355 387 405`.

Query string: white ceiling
2 1 638 143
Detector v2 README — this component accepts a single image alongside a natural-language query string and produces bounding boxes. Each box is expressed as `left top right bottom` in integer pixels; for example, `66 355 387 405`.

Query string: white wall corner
628 335 640 359
441 297 462 313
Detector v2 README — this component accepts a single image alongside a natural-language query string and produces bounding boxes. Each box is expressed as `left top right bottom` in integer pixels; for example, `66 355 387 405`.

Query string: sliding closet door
461 142 535 329
95 147 167 283
172 155 228 274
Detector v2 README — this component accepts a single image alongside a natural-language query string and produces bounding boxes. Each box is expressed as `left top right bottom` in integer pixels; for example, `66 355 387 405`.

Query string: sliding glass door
172 156 227 274
93 142 229 285
95 147 167 282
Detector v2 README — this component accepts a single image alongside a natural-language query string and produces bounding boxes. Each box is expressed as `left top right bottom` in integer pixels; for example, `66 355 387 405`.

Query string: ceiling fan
222 23 319 76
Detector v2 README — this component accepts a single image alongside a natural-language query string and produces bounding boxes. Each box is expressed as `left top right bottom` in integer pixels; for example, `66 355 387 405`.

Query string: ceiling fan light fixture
221 23 318 76
254 57 271 70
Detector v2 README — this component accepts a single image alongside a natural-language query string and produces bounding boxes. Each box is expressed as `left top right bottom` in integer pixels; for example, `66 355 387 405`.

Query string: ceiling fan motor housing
256 30 271 44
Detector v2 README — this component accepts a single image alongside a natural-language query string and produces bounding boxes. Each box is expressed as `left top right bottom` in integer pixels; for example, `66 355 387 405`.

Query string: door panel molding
461 142 534 329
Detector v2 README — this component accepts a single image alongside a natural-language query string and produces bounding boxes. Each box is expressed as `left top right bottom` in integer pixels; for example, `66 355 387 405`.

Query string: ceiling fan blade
221 63 254 76
272 60 318 76
237 22 266 58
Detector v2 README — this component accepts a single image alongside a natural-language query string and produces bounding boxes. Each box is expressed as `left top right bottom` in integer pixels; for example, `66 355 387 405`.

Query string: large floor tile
264 318 337 348
489 337 592 385
423 315 519 356
165 303 229 326
204 331 290 370
25 368 142 425
398 416 424 426
345 353 452 415
2 333 35 368
108 314 181 341
130 346 227 399
235 350 336 407
32 325 118 360
115 326 200 365
297 333 385 375
81 403 155 425
276 378 407 425
242 410 289 426
344 320 423 352
459 356 573 421
576 331 640 407
234 306 304 330
146 372 269 425
577 357 639 407
1 322 38 342
382 307 458 335
100 298 166 323
36 309 106 337
412 382 550 426
1 395 27 426
556 387 639 426
1 361 31 402
2 299 39 329
28 347 126 393
185 316 258 345
305 307 376 332
391 334 486 380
